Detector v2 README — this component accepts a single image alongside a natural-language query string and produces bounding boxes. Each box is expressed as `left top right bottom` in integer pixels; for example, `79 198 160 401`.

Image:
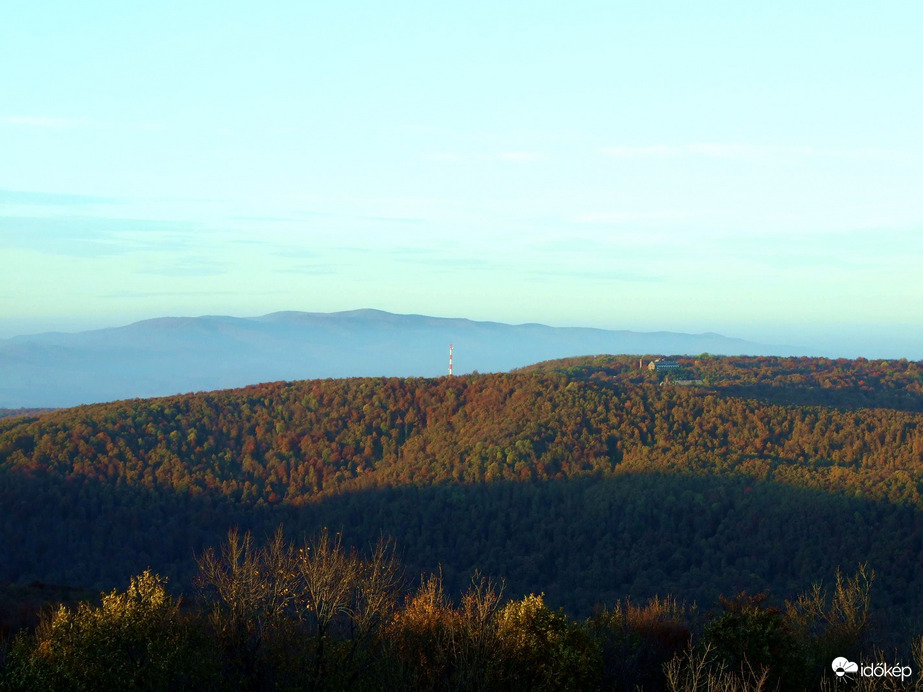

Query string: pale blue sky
2 1 922 357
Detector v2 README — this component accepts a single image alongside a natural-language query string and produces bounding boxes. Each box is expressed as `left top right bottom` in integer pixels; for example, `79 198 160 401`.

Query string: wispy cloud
137 257 229 277
601 143 907 160
535 237 616 253
424 151 543 163
423 153 466 162
0 215 203 257
402 255 499 270
521 267 662 283
230 215 310 223
601 143 777 159
575 210 715 224
601 145 678 158
0 188 116 206
103 290 239 299
235 204 428 225
0 115 87 128
263 245 321 260
0 116 167 133
721 226 923 271
685 143 766 158
400 124 456 135
277 264 339 276
498 152 543 161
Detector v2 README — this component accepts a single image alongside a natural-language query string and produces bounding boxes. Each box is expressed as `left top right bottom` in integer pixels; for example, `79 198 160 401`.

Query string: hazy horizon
1 307 920 362
2 2 921 360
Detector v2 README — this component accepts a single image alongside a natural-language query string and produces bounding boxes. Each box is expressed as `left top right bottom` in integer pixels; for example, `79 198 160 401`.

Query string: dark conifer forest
1 354 922 690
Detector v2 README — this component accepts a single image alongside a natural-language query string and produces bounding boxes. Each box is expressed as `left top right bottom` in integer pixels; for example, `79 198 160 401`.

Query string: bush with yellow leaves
1 569 217 691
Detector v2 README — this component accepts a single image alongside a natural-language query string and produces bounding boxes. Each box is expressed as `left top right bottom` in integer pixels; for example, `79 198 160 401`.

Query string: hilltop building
648 358 679 372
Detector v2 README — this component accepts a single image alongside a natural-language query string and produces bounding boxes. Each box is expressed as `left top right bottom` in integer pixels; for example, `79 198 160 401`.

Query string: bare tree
196 527 297 690
197 526 401 691
664 641 772 692
292 528 402 689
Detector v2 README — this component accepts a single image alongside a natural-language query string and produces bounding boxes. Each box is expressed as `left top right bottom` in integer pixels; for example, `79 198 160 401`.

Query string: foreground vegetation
2 529 914 692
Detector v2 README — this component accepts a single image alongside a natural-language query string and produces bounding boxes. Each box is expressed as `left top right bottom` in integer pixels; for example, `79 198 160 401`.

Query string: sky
2 1 922 358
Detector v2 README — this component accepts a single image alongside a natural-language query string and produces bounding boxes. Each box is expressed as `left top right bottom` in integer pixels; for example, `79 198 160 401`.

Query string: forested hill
518 354 923 411
1 354 922 634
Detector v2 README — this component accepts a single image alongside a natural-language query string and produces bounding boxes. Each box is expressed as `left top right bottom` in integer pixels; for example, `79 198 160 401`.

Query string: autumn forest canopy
1 354 923 688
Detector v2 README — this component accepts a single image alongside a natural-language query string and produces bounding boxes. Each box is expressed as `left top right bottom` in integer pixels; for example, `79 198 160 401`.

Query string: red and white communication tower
448 343 454 376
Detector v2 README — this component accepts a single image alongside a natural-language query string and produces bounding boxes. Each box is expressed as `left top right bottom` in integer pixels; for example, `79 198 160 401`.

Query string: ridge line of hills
0 309 806 408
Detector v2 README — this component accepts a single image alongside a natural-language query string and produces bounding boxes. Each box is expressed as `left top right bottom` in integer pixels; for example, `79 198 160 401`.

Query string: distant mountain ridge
0 309 802 407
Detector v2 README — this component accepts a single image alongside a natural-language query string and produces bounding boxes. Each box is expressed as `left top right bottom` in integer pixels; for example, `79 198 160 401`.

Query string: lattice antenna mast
448 343 454 376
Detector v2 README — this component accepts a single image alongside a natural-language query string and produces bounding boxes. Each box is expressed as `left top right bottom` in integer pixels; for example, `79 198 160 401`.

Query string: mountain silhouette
0 309 803 407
